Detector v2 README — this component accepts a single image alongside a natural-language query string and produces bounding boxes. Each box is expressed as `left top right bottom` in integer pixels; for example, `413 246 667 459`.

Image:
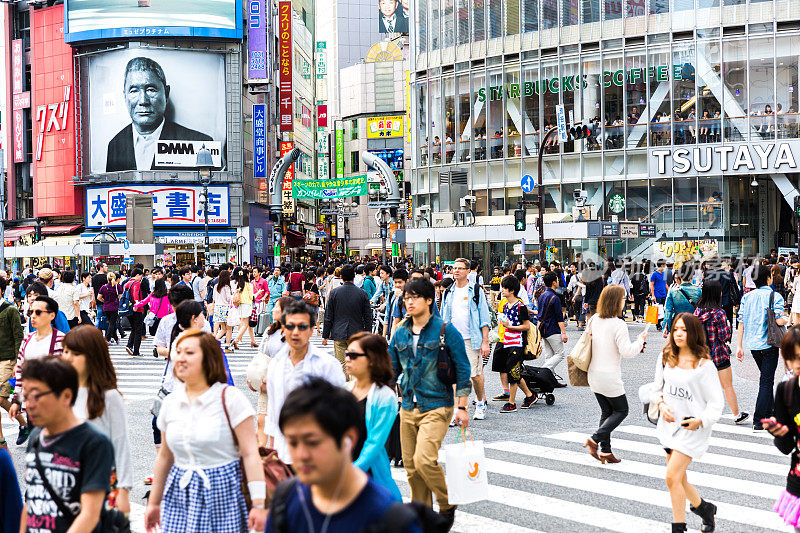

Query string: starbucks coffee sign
649 141 800 177
477 63 693 101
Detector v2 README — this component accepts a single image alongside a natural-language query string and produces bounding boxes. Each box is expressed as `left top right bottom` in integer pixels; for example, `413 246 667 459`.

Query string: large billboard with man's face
84 48 227 175
378 0 409 34
64 0 242 42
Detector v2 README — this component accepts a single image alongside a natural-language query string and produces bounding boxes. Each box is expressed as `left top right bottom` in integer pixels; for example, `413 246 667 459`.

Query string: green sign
609 194 626 214
391 243 399 257
335 129 344 178
477 63 693 101
292 175 368 199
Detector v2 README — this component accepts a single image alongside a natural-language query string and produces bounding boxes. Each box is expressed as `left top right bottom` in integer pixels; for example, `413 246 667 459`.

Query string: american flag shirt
503 300 527 348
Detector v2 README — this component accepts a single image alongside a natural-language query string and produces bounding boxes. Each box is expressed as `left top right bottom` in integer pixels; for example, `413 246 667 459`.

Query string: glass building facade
408 0 800 264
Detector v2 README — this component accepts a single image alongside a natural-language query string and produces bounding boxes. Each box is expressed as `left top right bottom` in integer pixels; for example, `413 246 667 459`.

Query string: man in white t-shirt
441 258 491 421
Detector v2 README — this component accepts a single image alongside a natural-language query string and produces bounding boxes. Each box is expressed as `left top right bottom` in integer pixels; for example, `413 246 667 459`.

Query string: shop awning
42 224 83 235
3 227 35 242
285 229 306 248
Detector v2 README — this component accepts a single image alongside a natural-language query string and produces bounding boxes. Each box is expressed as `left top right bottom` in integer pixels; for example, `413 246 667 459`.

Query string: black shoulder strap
678 288 697 307
270 478 299 533
363 502 420 533
33 437 77 521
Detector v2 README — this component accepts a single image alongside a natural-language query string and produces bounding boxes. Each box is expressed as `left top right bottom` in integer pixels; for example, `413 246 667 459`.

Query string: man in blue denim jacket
440 258 491 420
389 277 471 529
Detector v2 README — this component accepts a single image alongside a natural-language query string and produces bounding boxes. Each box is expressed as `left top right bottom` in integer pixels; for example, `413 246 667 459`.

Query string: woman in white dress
651 312 724 533
213 270 234 351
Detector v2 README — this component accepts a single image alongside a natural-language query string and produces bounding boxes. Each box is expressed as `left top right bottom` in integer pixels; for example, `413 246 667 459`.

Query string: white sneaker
473 402 486 420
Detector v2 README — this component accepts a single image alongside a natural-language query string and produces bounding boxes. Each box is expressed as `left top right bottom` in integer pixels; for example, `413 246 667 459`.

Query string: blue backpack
118 283 135 317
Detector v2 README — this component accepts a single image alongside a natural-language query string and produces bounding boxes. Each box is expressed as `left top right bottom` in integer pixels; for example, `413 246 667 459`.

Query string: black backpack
270 479 447 533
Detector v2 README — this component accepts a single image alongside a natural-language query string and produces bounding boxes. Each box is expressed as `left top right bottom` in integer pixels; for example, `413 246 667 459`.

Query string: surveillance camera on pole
573 189 588 207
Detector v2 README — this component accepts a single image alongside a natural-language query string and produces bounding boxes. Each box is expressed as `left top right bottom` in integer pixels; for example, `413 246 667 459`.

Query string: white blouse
587 317 644 397
157 382 255 488
73 388 133 489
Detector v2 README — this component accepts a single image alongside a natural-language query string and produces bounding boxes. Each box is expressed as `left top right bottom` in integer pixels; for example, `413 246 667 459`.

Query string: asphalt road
4 320 788 532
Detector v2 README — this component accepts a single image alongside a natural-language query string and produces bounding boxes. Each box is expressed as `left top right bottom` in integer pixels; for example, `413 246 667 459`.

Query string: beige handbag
568 316 593 371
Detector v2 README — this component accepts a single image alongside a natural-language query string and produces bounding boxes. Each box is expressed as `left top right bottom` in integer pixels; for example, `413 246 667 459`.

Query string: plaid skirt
161 460 248 533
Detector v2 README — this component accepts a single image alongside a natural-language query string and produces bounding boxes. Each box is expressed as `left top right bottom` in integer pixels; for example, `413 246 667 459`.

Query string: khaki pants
399 406 454 511
333 339 349 377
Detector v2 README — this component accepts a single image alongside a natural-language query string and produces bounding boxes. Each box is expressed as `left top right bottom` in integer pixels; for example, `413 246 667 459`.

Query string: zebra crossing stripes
386 420 789 532
548 431 786 476
107 335 332 403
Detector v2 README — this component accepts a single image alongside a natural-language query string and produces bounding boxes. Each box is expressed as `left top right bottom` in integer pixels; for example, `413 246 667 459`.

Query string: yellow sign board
367 116 404 138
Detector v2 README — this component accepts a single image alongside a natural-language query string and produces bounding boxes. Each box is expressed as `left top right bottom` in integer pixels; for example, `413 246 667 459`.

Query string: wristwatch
457 406 467 411
252 504 266 510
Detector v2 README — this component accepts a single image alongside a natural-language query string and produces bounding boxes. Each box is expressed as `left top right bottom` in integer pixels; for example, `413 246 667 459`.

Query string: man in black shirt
20 356 113 533
91 263 109 332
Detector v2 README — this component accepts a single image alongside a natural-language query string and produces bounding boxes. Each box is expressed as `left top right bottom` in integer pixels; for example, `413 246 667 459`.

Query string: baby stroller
519 365 558 405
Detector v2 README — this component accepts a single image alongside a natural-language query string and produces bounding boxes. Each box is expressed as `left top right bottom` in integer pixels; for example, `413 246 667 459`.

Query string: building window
351 151 360 172
351 119 359 140
473 0 486 41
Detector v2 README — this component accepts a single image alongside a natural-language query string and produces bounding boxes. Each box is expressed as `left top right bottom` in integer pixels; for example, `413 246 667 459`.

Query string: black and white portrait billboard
85 48 227 174
377 0 409 34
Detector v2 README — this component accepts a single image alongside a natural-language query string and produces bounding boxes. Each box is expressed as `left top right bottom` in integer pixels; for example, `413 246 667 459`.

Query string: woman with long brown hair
213 269 234 350
62 325 133 513
584 285 647 464
343 331 401 502
650 313 724 533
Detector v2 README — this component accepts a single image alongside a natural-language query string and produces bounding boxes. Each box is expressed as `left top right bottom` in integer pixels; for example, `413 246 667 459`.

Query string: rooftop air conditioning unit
432 212 454 228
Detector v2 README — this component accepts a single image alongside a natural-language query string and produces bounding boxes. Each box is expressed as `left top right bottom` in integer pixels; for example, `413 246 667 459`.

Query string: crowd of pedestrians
0 251 798 532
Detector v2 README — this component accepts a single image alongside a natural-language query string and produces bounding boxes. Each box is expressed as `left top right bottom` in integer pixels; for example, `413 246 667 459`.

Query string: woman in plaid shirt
694 280 749 425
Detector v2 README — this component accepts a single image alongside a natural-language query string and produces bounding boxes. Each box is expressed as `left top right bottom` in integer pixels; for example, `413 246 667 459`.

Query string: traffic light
514 208 526 231
569 124 591 140
795 195 800 217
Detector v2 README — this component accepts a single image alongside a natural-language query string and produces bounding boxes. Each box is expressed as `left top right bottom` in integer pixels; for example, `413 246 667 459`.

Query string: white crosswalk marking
106 334 332 403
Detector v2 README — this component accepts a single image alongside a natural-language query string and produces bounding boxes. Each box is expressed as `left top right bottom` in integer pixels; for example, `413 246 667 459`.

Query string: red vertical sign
317 104 328 128
278 0 293 132
12 39 23 94
12 39 25 162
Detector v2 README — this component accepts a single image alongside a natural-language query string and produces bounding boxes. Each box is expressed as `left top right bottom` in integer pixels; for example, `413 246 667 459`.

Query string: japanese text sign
253 104 267 178
366 116 404 138
248 0 267 79
292 175 368 199
278 0 293 132
86 185 230 228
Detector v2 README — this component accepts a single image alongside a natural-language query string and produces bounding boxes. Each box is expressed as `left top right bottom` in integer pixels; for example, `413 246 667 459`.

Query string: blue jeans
752 346 779 423
95 307 106 331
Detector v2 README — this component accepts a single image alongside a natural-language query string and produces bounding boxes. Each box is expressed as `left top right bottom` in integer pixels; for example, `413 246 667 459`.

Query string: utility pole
537 127 558 263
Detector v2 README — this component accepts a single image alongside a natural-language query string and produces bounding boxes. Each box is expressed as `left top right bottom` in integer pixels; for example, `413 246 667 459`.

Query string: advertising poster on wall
377 0 409 33
65 0 241 42
84 48 227 174
372 148 404 170
86 184 230 228
367 116 404 138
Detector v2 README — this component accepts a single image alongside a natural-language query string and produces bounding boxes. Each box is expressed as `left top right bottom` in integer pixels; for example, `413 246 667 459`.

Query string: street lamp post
196 146 214 266
537 127 558 263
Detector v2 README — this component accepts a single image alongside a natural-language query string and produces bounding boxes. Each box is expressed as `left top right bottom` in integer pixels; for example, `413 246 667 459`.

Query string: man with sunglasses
9 296 65 446
266 300 345 464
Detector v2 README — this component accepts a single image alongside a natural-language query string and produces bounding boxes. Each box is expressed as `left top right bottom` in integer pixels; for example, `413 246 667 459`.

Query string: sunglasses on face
345 351 368 360
283 323 311 331
30 309 51 316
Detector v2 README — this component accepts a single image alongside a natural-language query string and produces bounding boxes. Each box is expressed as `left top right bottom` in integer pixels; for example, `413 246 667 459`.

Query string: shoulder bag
143 296 161 329
33 438 130 533
566 316 592 387
222 386 293 507
767 289 788 348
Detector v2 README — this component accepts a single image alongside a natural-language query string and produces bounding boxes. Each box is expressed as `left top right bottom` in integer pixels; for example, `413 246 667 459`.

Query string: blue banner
253 104 267 178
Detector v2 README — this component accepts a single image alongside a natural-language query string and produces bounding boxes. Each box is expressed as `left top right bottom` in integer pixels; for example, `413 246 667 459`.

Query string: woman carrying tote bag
584 285 647 464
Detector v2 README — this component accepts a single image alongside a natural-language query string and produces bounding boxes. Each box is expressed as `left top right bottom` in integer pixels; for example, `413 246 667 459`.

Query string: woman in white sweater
585 285 647 463
62 325 133 513
651 312 723 533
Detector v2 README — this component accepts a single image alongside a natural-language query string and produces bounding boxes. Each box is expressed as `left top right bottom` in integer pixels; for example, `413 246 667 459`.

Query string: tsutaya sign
477 63 693 101
650 141 800 177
